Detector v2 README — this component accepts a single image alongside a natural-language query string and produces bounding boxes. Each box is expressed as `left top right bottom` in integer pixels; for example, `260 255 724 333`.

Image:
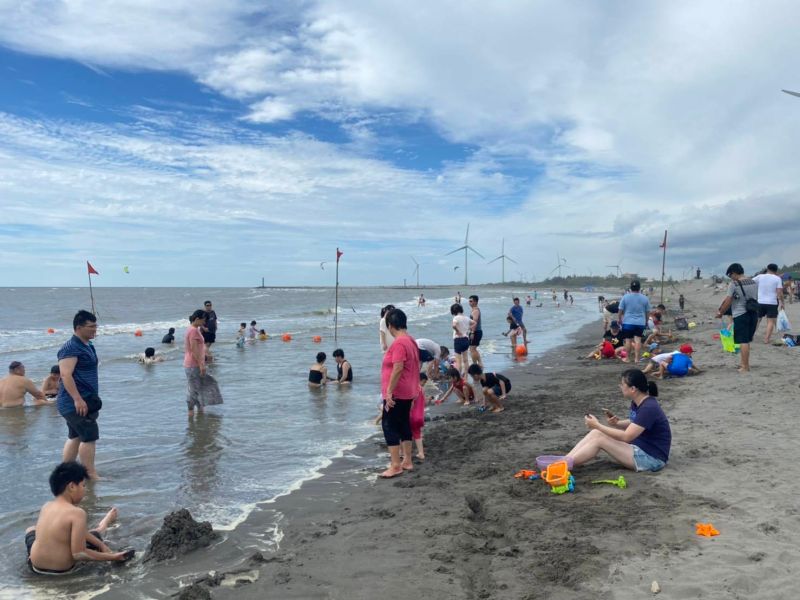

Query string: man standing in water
57 310 101 481
508 297 528 346
201 300 218 357
468 295 484 367
0 362 50 407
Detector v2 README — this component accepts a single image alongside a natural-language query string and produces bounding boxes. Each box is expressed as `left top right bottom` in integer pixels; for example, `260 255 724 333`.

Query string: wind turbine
446 224 484 286
410 256 420 287
606 261 622 277
487 238 517 284
547 253 571 278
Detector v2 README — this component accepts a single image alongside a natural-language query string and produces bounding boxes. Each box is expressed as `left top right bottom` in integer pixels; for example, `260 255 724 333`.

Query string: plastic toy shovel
591 475 627 489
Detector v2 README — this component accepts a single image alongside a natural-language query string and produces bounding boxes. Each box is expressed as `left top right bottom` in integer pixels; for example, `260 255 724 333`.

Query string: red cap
679 344 694 354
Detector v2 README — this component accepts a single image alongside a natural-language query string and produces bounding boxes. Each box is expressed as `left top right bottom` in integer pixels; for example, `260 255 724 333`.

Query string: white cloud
2 1 800 283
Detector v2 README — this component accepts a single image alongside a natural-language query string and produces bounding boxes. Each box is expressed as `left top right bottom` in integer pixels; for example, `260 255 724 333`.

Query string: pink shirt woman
379 309 420 479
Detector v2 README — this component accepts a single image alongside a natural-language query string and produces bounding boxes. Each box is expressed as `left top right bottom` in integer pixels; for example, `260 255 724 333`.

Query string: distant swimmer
248 320 258 339
0 361 50 408
138 347 164 364
25 462 135 575
332 349 353 385
526 295 532 306
41 366 61 400
308 352 330 388
161 328 175 344
258 329 268 341
418 294 426 307
454 291 462 304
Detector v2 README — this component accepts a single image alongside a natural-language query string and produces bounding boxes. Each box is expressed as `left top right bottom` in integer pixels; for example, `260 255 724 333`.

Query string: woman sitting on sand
308 352 329 388
566 369 671 472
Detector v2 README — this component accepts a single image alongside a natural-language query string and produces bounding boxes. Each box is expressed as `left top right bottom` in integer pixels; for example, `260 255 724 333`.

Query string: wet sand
146 281 800 599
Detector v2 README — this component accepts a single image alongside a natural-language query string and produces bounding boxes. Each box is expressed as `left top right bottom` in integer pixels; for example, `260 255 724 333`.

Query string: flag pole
660 230 668 305
334 248 340 343
87 265 96 316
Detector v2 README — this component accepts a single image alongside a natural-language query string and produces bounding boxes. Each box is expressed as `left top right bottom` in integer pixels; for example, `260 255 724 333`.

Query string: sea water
0 286 600 597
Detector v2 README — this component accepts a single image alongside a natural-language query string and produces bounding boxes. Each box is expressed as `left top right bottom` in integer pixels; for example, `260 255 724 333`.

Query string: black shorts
733 312 758 344
758 303 779 319
619 325 645 340
63 411 100 443
201 331 216 344
453 336 470 354
26 529 102 574
381 398 413 446
469 330 483 347
418 349 435 363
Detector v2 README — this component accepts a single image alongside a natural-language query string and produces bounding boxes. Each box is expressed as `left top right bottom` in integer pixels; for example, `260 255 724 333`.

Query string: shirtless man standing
0 362 50 408
25 462 133 574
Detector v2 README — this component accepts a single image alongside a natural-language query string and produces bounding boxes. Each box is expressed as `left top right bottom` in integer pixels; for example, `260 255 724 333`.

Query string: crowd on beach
3 262 794 579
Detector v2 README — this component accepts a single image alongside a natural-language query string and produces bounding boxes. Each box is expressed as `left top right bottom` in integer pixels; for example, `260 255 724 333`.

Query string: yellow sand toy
591 475 627 489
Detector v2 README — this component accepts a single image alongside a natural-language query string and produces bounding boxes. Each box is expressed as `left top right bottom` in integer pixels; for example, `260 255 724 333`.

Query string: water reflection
181 413 223 497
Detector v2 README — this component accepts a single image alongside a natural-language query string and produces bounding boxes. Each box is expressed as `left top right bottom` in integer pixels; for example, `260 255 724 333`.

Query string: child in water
41 365 61 399
138 347 164 364
258 329 268 341
502 316 523 351
236 323 246 348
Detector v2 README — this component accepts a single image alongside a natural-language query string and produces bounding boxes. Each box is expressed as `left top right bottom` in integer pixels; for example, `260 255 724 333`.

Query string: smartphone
603 408 614 418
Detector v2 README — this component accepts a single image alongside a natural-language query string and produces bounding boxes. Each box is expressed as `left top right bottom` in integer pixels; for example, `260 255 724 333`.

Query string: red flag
87 261 99 275
336 248 343 262
659 230 668 249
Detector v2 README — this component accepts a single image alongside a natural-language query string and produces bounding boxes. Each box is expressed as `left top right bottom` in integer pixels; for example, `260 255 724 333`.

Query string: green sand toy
591 475 627 489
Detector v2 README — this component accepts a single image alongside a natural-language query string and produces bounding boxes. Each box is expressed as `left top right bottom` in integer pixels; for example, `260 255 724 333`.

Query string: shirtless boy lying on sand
25 462 134 574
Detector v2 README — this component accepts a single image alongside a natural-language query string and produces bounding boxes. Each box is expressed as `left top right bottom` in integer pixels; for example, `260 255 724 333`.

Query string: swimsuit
308 370 324 385
336 362 353 383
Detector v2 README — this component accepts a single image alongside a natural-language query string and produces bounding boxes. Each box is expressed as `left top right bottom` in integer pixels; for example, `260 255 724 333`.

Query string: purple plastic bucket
536 455 574 470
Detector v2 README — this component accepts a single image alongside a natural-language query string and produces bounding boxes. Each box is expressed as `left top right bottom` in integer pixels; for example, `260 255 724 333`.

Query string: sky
2 1 800 287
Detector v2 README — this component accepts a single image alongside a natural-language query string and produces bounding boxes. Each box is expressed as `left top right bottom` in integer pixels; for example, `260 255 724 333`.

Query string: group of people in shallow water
308 349 353 387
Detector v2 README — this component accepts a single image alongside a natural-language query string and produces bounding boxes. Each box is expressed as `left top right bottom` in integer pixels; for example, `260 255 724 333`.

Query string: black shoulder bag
737 281 759 313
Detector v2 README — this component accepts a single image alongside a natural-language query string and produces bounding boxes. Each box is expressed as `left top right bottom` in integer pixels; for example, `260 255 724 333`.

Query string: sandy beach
160 280 800 600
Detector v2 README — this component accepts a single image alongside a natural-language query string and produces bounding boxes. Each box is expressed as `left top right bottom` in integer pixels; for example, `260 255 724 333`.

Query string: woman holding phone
566 369 671 472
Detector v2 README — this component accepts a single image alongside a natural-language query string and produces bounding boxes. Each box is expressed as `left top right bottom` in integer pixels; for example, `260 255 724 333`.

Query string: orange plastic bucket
544 460 570 487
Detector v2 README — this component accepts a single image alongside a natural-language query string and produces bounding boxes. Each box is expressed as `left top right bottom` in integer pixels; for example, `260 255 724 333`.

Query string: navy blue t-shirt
629 396 671 462
57 335 99 416
509 305 524 326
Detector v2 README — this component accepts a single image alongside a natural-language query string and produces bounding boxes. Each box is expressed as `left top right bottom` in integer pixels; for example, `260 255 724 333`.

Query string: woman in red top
380 309 420 478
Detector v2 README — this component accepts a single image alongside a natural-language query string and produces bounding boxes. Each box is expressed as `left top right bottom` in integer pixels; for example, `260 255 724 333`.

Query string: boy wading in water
25 462 134 574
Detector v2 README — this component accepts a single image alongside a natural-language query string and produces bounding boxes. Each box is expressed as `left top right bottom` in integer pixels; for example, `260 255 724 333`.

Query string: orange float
312 335 322 343
47 328 55 334
515 344 527 356
282 333 292 342
134 329 143 337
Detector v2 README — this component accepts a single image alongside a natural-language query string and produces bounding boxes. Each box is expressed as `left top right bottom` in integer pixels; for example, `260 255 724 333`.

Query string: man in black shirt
202 301 218 357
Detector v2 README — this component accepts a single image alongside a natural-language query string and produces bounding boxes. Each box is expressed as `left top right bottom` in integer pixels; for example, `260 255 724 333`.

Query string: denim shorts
632 446 666 472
